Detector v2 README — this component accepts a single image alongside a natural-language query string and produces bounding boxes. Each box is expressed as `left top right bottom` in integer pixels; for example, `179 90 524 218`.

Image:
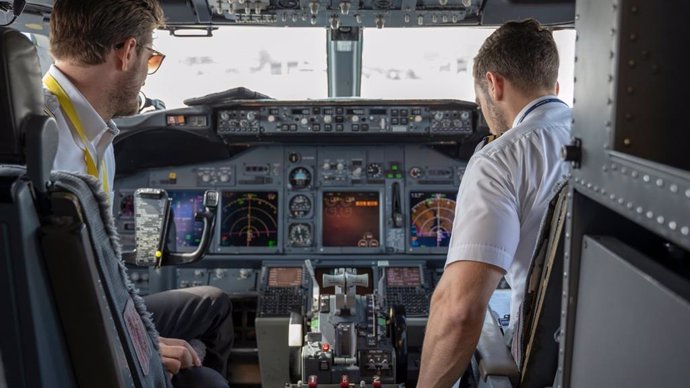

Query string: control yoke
122 188 219 267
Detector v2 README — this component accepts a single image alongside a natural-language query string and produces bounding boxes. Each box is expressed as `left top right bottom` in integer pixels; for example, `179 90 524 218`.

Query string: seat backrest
513 182 569 387
0 27 76 388
0 27 167 388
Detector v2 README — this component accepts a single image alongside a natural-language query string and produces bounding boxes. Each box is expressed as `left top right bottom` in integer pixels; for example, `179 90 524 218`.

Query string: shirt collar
48 64 118 141
511 94 560 128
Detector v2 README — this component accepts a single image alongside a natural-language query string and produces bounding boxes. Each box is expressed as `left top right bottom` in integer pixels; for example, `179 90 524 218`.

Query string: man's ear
485 71 505 101
555 80 560 96
113 37 137 71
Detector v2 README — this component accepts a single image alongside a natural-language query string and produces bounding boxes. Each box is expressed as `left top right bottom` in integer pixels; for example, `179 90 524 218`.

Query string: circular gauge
288 223 312 247
289 194 312 218
367 163 382 178
220 192 279 247
289 167 312 189
410 192 457 248
119 193 134 218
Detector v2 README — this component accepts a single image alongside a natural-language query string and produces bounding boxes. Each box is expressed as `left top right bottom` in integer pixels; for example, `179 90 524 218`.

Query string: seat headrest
0 27 44 164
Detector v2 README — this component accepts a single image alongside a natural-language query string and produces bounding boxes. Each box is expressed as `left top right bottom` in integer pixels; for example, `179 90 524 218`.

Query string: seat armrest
475 310 519 386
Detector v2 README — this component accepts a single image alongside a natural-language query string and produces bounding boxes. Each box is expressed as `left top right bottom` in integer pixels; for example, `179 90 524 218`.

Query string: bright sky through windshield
142 28 328 109
362 28 575 104
142 27 575 109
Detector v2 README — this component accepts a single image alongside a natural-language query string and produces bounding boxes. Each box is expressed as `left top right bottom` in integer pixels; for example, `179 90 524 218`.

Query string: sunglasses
115 41 166 75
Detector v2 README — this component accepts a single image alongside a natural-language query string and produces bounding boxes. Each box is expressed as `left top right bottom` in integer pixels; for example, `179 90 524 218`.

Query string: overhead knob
329 15 340 30
375 15 385 29
336 163 345 171
339 1 350 15
300 117 309 125
309 1 319 15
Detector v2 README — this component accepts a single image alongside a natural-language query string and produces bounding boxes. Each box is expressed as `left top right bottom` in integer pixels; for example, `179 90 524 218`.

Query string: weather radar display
409 191 456 248
220 192 279 247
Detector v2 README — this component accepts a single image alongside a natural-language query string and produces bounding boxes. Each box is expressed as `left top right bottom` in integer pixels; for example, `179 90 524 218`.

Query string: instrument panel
114 144 465 256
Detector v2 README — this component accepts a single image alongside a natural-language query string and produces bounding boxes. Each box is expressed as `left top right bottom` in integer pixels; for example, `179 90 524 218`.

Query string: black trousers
144 286 234 387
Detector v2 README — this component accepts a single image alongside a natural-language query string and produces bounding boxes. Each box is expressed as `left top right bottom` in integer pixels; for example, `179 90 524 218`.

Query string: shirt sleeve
446 154 520 272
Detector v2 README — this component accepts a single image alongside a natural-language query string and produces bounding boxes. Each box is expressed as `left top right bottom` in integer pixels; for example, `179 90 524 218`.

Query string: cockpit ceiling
164 0 574 29
13 0 574 33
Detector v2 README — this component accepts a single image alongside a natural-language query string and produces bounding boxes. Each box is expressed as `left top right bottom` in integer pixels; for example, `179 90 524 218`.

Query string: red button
308 375 318 388
340 374 349 388
322 343 330 352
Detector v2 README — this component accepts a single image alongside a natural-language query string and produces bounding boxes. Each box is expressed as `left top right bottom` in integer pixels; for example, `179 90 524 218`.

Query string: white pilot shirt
445 95 571 333
45 65 118 202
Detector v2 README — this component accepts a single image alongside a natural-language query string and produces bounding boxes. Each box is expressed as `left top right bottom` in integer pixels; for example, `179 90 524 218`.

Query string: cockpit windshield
141 27 575 109
362 28 575 103
142 27 328 109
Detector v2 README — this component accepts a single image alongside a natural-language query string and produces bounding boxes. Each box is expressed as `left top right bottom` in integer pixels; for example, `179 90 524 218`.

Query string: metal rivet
669 221 677 231
602 165 608 172
626 202 633 209
631 170 639 178
681 226 689 236
643 174 650 182
657 216 664 224
617 198 624 205
611 163 617 170
685 189 690 198
587 183 592 189
621 167 628 174
670 184 678 193
646 211 654 219
656 179 664 187
623 138 631 146
628 61 636 69
636 206 643 214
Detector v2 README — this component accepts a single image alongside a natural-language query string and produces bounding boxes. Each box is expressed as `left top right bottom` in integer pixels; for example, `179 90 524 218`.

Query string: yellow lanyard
43 73 110 196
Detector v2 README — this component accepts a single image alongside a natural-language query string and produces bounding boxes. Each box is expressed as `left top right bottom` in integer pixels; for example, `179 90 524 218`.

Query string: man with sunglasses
44 1 232 387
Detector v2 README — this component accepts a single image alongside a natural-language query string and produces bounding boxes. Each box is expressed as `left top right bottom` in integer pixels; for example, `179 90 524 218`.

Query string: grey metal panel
611 2 690 171
570 0 690 252
568 236 690 387
256 317 291 387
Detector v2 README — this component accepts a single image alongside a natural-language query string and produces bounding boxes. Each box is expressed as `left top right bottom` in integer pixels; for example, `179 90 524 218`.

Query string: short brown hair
50 0 164 65
473 19 559 94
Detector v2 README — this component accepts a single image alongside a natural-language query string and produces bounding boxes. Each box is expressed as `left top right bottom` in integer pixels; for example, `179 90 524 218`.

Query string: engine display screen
322 191 380 248
268 267 303 288
220 192 279 247
409 191 457 248
168 190 205 248
386 267 422 287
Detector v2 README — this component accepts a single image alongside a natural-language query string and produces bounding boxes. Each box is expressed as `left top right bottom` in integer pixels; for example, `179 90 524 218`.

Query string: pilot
43 1 232 386
418 19 571 386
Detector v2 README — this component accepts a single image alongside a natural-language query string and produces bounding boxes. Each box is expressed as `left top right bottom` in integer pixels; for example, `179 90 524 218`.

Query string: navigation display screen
168 190 205 248
409 191 457 248
386 267 422 287
322 191 380 248
268 267 303 287
220 192 279 247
